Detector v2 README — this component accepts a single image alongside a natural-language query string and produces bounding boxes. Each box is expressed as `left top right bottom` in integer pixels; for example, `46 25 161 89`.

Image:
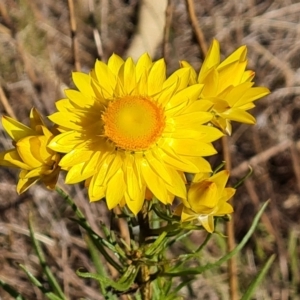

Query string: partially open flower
181 39 270 134
176 170 235 233
0 108 61 193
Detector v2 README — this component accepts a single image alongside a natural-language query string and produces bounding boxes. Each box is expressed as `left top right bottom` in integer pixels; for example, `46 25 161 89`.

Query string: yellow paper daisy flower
48 53 224 214
175 170 235 233
0 108 61 193
181 39 270 134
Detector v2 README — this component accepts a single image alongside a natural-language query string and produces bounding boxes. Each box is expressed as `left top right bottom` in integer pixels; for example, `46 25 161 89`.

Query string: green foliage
241 254 276 300
0 191 272 299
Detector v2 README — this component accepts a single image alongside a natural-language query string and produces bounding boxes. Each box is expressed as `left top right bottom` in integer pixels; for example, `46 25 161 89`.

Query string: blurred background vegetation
0 0 300 299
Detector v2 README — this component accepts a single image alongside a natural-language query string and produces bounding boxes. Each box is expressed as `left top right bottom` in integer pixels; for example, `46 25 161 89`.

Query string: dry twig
185 0 208 56
67 0 81 71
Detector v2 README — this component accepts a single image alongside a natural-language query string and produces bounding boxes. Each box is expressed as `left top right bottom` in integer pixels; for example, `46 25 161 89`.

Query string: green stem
138 203 151 300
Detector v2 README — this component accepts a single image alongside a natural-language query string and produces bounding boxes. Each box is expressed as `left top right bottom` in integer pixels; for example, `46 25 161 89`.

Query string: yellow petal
180 61 198 85
201 68 219 97
217 60 248 88
72 72 95 97
17 137 44 168
17 176 38 194
124 188 145 215
59 149 94 167
136 53 152 82
167 84 203 109
221 108 256 124
65 89 94 107
23 166 50 178
192 172 210 183
88 174 106 201
221 187 236 202
147 58 166 96
198 39 220 82
106 169 126 209
145 151 172 185
188 181 218 210
0 149 31 169
29 108 45 130
94 60 116 95
180 99 213 114
141 158 169 204
171 139 217 156
65 162 91 183
210 170 229 193
218 45 247 68
215 202 234 215
49 131 79 152
55 99 75 112
156 145 200 173
163 68 190 93
164 169 187 199
198 215 215 233
119 57 136 95
107 53 124 76
234 87 270 107
172 112 212 128
2 116 36 142
125 154 143 201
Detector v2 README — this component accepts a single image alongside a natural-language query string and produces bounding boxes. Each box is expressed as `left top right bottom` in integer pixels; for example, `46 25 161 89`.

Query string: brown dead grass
1 0 300 299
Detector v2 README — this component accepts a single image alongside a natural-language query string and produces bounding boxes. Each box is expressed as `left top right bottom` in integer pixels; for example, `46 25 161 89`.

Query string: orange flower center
102 95 165 151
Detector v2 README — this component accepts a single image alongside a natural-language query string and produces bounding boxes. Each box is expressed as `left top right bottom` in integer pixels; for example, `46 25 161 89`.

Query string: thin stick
0 2 44 112
0 85 16 119
138 203 151 300
89 0 104 60
231 140 292 177
185 0 208 56
67 0 81 71
290 142 300 193
162 0 173 60
222 136 239 300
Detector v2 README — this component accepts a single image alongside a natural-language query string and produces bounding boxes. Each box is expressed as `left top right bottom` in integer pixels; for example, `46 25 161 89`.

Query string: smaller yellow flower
0 108 61 193
176 170 235 233
181 39 270 134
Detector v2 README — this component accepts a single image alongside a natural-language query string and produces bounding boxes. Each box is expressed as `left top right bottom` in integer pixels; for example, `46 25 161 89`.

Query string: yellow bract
176 170 235 233
181 39 270 134
48 53 224 214
0 108 61 193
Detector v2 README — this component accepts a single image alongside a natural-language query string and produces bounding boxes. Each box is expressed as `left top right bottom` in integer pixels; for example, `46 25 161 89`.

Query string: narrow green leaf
71 217 125 269
85 235 107 295
56 187 85 219
233 166 253 189
145 231 168 257
56 187 123 273
28 218 66 299
77 265 139 292
241 254 276 300
163 201 269 276
152 204 177 222
165 277 194 300
19 265 64 300
194 232 212 253
0 279 26 300
212 161 226 174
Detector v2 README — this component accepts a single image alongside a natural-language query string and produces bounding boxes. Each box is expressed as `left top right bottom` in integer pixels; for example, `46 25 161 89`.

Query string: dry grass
1 0 300 299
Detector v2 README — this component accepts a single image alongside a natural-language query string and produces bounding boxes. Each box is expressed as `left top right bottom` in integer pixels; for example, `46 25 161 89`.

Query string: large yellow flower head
176 170 235 233
0 108 61 193
49 53 223 214
181 39 270 134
